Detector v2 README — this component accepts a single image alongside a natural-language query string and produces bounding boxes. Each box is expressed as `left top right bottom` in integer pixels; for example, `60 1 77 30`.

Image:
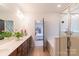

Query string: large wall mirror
0 19 14 32
0 19 14 40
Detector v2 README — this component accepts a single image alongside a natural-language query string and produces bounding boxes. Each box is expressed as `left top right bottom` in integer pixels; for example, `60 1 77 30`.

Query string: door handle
67 37 71 56
67 37 71 48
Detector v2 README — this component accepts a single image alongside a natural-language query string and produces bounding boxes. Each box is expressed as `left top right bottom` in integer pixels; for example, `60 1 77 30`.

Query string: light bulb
57 4 61 8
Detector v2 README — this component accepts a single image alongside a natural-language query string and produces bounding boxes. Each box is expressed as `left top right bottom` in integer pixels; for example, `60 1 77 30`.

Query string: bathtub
60 33 79 56
46 37 56 56
46 32 79 56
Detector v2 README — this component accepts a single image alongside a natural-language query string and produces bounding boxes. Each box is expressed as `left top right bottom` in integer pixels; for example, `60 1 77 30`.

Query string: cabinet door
24 40 28 55
21 43 24 56
17 45 22 56
22 40 28 56
28 37 33 55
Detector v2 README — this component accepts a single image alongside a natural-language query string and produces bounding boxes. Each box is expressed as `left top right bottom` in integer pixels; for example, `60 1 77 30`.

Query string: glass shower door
70 14 79 56
59 13 79 56
59 13 69 56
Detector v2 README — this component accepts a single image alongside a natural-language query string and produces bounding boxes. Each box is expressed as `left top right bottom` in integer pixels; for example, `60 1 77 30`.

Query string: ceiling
0 3 71 14
17 3 71 13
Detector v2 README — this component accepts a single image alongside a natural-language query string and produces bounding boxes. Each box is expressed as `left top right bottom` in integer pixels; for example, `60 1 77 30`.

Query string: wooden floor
29 46 50 56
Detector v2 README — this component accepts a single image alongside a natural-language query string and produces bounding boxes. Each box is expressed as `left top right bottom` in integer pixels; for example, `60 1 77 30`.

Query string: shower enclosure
59 4 79 56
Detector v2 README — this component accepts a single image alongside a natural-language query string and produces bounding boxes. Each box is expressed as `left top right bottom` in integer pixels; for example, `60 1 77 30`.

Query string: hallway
29 46 50 56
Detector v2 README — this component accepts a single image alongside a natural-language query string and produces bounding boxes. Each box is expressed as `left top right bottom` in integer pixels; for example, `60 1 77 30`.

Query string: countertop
0 34 31 56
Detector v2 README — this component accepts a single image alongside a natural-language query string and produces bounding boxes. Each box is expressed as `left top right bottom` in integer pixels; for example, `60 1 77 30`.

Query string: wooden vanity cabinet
9 36 33 56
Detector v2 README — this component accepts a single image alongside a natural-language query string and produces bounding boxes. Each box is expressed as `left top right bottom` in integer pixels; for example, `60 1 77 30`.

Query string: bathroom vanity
0 34 34 56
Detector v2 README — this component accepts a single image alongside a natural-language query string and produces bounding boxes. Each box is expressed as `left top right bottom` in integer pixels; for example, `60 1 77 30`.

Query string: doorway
35 19 44 48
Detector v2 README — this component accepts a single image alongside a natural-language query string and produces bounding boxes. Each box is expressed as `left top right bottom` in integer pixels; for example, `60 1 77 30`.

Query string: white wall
44 13 61 38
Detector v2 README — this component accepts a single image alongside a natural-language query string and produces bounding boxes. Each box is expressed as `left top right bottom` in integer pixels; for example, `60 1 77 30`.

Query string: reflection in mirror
0 19 4 32
0 19 5 40
5 20 14 32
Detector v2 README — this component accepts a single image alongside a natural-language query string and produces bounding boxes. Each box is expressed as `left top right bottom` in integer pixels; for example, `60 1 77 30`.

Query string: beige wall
0 9 61 54
13 12 62 48
0 9 61 55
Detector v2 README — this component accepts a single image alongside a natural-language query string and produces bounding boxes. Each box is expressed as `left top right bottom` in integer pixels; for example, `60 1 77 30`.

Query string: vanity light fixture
57 4 61 8
17 10 24 19
75 14 79 17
